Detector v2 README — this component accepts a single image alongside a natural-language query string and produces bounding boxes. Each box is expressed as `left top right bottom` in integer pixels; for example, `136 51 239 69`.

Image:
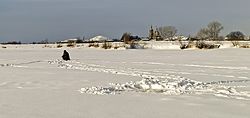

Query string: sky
1 0 250 43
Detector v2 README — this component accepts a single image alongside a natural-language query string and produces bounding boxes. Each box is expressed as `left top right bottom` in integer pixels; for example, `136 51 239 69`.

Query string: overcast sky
1 0 250 43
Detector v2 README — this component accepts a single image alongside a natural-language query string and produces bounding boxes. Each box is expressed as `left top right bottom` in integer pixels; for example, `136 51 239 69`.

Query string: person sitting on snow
62 50 70 61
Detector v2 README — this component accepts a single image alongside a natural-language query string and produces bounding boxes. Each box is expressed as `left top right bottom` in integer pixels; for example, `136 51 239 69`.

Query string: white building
60 38 79 43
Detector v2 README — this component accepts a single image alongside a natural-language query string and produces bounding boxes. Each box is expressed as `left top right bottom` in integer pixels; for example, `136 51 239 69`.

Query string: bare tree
196 28 209 40
196 21 223 40
158 26 177 40
207 21 224 40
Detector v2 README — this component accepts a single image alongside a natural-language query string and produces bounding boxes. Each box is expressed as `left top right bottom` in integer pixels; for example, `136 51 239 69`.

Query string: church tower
149 25 154 40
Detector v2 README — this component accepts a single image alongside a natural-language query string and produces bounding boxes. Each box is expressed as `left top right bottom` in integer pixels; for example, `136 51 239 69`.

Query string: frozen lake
0 45 250 118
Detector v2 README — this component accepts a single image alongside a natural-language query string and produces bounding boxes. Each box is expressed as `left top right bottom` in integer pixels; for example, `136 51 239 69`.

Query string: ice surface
1 44 250 118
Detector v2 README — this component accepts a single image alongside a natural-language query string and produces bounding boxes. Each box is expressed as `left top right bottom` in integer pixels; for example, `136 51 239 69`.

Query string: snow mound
89 36 109 42
79 78 206 95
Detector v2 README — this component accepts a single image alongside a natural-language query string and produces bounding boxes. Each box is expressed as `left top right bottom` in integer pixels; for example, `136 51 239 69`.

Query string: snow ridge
48 60 250 100
80 78 207 95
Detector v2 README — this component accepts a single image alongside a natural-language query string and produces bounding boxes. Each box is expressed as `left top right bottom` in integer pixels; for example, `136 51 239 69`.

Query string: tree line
158 21 248 41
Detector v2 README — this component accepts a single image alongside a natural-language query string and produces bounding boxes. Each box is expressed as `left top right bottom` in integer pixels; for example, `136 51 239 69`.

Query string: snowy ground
0 45 250 118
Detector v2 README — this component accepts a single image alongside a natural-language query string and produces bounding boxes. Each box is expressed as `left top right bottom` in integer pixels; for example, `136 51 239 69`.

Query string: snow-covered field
0 44 250 118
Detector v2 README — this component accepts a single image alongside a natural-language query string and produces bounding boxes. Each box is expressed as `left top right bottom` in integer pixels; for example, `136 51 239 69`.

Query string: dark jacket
62 50 70 61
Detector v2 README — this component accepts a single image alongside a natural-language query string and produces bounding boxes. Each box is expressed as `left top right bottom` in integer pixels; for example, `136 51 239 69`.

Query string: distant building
60 39 78 43
60 38 83 43
149 25 162 41
149 26 154 40
173 35 188 41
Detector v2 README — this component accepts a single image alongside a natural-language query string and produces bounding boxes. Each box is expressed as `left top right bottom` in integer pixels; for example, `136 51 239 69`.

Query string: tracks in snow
0 60 43 68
